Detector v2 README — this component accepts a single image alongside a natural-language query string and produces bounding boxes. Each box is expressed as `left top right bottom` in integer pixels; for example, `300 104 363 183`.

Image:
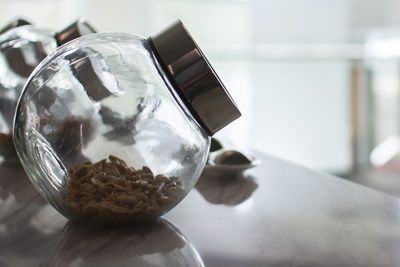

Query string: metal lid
55 18 96 47
0 18 31 34
149 20 241 136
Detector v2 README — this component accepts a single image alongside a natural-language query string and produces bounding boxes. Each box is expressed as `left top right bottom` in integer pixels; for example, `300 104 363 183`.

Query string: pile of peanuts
62 155 184 223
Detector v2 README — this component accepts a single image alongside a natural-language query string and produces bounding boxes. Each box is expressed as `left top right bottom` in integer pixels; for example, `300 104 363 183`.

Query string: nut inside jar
62 155 185 223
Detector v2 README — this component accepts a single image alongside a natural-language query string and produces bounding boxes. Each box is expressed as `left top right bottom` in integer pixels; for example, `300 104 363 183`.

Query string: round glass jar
14 20 240 224
0 19 95 160
0 18 31 35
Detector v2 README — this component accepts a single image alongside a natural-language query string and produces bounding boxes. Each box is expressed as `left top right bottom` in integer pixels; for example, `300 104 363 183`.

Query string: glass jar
0 18 31 34
0 18 95 160
14 20 240 224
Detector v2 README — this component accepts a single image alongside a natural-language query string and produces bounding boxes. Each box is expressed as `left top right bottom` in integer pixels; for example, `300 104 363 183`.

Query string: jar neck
147 39 211 137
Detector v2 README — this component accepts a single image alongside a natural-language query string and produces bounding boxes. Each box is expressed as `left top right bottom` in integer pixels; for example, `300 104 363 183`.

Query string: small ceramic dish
205 149 261 174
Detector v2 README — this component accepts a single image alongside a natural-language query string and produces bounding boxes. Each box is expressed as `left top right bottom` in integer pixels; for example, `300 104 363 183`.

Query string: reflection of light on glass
29 128 66 191
0 112 10 134
370 135 400 167
30 205 66 235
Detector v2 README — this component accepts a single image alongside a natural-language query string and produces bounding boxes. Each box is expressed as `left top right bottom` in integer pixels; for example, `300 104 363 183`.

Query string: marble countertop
1 152 400 267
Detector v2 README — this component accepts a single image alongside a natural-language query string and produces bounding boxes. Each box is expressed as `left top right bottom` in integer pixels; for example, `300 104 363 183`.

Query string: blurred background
2 0 400 196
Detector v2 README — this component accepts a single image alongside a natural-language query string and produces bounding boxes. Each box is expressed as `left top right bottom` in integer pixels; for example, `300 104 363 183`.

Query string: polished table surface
1 152 400 267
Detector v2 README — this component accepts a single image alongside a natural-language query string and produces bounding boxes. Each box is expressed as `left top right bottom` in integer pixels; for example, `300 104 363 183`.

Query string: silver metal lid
149 20 241 136
55 18 96 47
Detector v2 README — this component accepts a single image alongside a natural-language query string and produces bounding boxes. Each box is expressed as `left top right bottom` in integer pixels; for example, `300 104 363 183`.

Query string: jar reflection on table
41 219 205 267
